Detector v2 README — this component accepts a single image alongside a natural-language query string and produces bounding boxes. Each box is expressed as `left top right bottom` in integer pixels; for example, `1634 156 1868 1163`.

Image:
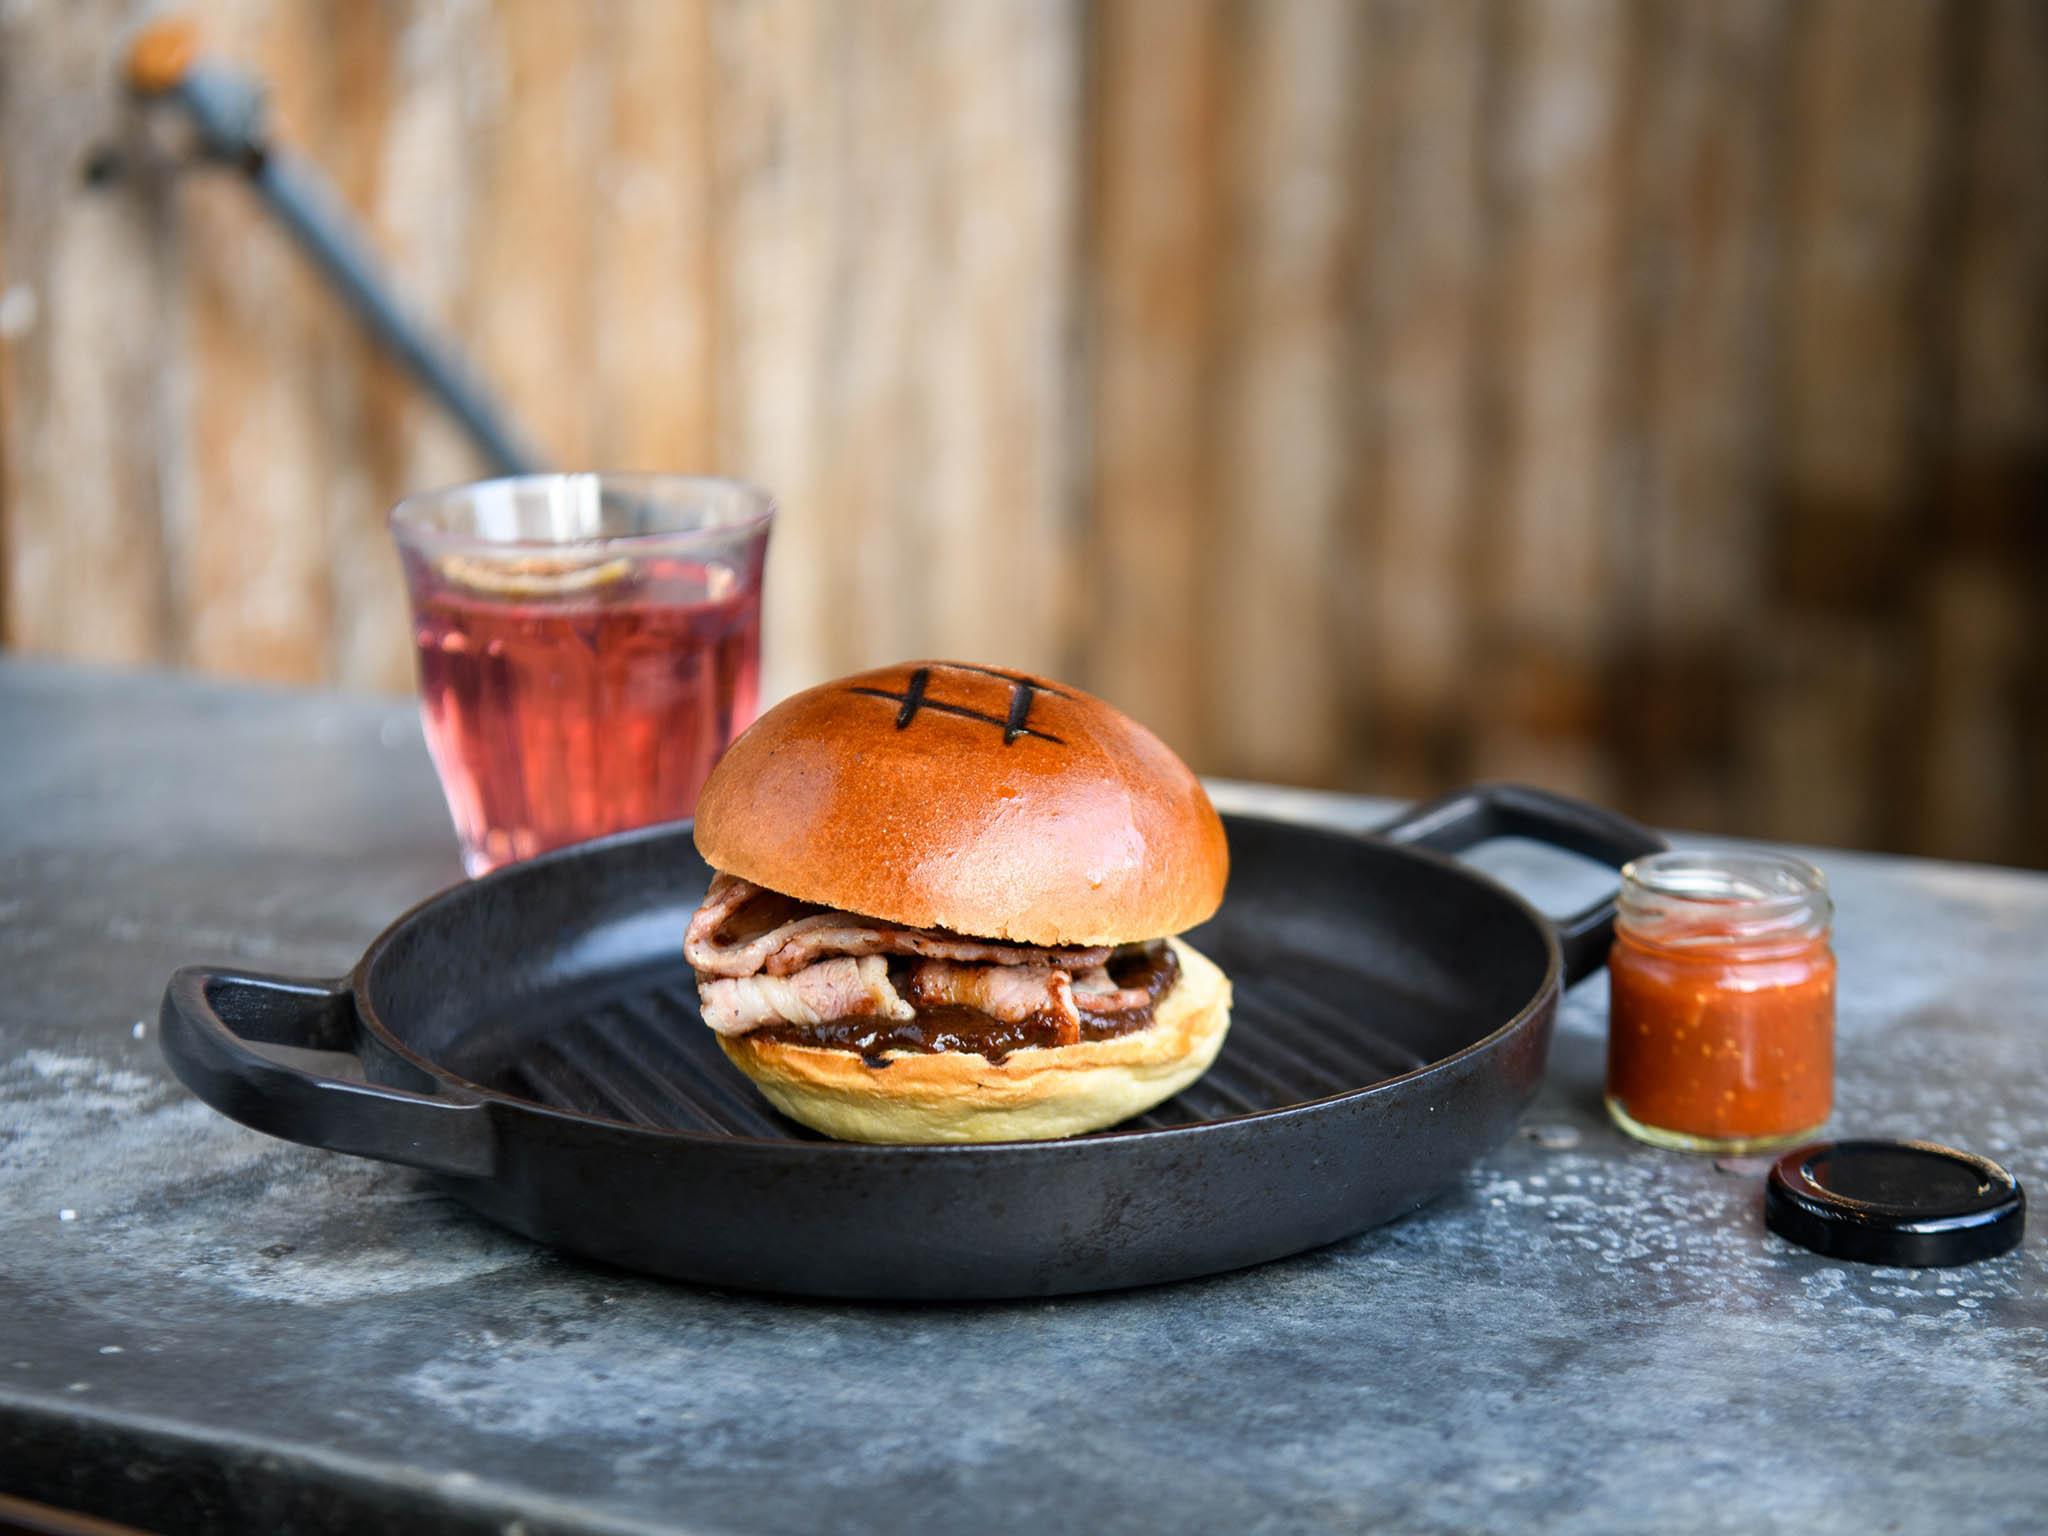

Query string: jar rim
1618 849 1832 945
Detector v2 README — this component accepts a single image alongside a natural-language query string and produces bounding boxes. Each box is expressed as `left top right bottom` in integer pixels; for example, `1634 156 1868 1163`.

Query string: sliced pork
686 873 1111 979
688 874 1175 1044
1070 966 1156 1016
1074 941 1180 1017
756 923 1111 979
698 956 914 1037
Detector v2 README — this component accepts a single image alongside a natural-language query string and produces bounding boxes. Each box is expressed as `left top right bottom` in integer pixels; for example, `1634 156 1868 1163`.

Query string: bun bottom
716 937 1232 1143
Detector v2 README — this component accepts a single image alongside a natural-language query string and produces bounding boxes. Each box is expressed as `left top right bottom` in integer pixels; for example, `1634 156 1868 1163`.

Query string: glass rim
389 472 777 557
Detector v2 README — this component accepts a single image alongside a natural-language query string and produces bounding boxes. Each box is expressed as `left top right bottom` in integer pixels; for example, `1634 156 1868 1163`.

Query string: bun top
693 661 1229 946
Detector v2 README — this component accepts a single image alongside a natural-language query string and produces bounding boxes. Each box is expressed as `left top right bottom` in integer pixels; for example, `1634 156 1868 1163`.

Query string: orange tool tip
126 16 201 95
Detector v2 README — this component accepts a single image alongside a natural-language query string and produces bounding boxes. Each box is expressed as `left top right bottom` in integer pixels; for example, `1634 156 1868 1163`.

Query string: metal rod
130 38 545 477
250 149 544 476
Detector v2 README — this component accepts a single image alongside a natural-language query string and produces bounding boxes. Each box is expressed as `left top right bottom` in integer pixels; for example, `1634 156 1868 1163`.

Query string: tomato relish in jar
1605 850 1835 1154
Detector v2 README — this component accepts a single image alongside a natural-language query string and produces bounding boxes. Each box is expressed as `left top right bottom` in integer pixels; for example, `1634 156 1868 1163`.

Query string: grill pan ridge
161 785 1663 1298
449 967 1432 1139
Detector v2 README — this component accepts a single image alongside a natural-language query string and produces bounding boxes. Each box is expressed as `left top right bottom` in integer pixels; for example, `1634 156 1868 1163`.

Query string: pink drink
392 476 773 875
409 558 757 873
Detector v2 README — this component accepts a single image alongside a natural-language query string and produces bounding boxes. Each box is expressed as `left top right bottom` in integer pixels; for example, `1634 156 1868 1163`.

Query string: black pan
159 784 1663 1299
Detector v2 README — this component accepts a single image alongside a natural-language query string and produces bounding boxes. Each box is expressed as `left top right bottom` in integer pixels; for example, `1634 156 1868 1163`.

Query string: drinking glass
391 474 773 875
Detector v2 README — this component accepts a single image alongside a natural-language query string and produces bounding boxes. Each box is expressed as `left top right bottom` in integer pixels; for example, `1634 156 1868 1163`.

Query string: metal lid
1766 1139 2025 1268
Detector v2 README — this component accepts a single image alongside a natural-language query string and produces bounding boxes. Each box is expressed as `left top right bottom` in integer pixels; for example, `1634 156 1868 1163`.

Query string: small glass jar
1605 850 1835 1154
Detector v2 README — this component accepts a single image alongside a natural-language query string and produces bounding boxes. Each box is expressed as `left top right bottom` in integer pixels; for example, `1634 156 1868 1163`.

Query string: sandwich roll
684 660 1233 1143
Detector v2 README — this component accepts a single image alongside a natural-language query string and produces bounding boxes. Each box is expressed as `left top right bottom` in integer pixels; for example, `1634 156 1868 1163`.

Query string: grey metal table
2 660 2042 1535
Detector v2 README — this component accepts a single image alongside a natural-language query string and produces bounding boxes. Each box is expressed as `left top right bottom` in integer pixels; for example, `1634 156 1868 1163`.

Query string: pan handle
1374 784 1668 985
159 967 495 1179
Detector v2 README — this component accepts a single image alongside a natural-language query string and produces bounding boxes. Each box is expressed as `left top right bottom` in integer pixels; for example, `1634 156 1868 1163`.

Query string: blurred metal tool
113 18 544 476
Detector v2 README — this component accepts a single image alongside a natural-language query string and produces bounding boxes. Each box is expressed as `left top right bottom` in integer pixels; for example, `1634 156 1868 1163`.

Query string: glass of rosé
391 474 772 875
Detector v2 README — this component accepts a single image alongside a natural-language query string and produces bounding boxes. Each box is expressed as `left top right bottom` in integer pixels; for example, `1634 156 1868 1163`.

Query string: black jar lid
1766 1139 2025 1268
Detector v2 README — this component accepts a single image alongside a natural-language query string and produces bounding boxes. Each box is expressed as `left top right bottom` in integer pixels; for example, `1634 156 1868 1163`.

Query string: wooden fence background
2 0 2044 864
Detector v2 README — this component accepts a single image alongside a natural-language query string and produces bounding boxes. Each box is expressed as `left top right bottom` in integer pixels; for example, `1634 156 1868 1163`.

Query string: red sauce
1606 923 1835 1147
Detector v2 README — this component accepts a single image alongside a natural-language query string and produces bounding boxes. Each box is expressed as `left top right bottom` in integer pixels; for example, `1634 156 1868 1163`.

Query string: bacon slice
685 873 1111 979
697 956 914 1037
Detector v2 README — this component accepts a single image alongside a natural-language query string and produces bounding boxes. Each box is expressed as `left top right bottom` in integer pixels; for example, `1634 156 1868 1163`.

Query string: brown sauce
752 944 1181 1065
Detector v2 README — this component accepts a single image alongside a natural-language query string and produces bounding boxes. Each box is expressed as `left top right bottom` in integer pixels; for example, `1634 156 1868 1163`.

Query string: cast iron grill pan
456 954 1438 1138
160 785 1662 1299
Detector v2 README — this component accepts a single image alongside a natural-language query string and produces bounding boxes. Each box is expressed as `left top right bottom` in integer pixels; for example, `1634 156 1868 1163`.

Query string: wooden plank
1946 0 2048 482
1202 0 1360 785
328 0 549 691
1608 0 1783 832
594 0 717 473
309 1 409 693
915 0 1077 684
1919 0 2048 863
1918 563 2028 864
174 0 336 683
1626 0 1785 637
713 0 1078 702
1081 0 1229 756
1352 0 1487 795
362 0 505 555
1777 0 1946 596
0 0 176 666
464 0 600 472
1749 616 1894 851
164 0 483 692
1471 0 1630 799
708 0 837 697
1762 0 1945 849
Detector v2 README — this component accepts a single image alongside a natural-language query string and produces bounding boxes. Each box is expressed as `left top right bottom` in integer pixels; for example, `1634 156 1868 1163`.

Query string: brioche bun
693 660 1228 948
718 937 1231 1143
